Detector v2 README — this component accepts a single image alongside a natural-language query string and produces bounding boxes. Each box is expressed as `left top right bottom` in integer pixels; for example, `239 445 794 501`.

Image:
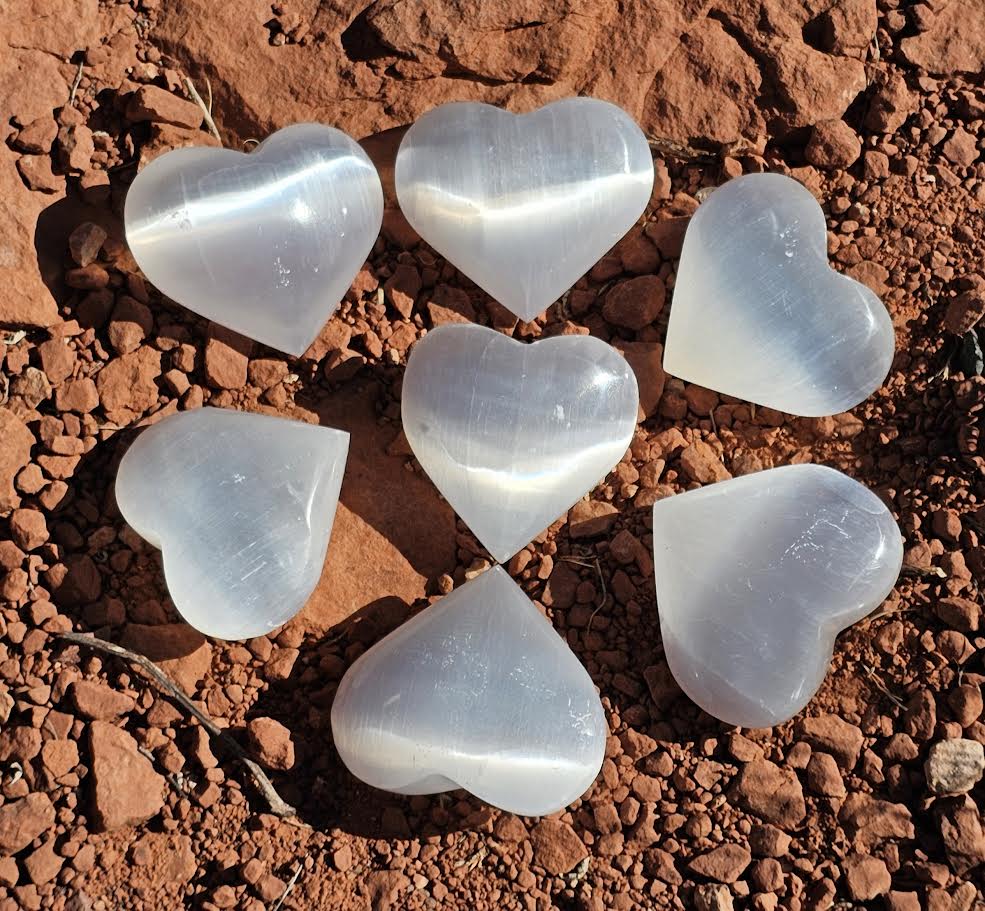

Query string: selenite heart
651 464 903 728
331 565 607 816
663 173 896 417
115 407 349 640
395 98 654 322
124 123 383 356
401 323 639 563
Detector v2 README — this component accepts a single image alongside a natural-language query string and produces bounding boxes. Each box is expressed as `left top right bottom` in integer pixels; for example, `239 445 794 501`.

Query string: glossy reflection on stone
115 408 349 640
395 98 654 322
663 173 895 417
402 323 639 563
124 124 383 356
652 464 903 728
331 565 607 816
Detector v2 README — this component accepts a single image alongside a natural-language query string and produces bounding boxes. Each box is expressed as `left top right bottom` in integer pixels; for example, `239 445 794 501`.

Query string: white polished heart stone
652 464 903 728
663 173 895 417
115 407 349 640
395 98 654 322
401 323 639 563
124 123 383 356
331 565 607 816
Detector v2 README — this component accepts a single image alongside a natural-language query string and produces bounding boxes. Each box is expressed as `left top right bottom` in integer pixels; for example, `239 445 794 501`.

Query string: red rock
12 117 57 154
864 70 917 133
384 264 421 319
37 338 76 385
23 840 63 886
795 715 864 768
0 410 35 512
688 844 751 883
46 554 102 606
901 2 985 75
245 717 295 770
126 85 204 129
0 793 55 854
40 739 79 778
71 680 136 720
204 326 251 389
902 690 937 740
816 0 877 56
568 499 619 539
96 346 162 416
89 720 166 831
842 853 890 900
0 726 41 763
885 892 921 911
9 510 48 551
644 17 763 146
68 222 107 267
940 805 985 876
948 684 983 727
120 623 213 695
615 340 665 419
805 752 846 797
935 596 980 632
602 275 665 330
530 819 588 875
749 824 791 857
247 358 289 390
107 296 154 355
838 793 914 846
58 123 94 172
731 760 806 829
942 127 979 168
55 377 99 413
694 884 734 911
366 870 410 910
771 42 866 128
427 286 476 325
805 120 861 169
680 440 731 484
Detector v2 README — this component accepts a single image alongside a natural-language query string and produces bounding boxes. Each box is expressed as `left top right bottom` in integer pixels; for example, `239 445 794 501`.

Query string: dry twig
68 61 84 106
863 662 905 709
57 631 298 818
183 75 222 145
272 863 304 911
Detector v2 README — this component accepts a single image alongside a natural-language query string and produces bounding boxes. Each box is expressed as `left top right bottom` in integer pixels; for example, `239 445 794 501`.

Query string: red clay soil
1 1 985 909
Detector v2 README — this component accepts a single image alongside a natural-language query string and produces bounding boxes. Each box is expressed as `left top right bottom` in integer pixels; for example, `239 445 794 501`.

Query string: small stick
57 631 297 818
68 61 84 106
183 76 222 145
272 863 303 911
862 663 905 709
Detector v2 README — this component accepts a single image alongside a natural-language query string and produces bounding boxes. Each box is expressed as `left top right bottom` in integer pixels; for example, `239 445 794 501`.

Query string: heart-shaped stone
402 323 639 563
124 124 383 356
395 98 654 322
663 173 895 417
115 407 349 640
652 464 903 728
331 565 606 815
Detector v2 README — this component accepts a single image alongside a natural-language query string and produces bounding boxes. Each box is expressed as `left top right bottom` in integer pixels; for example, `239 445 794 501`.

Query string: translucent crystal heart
402 323 639 563
124 124 383 355
652 464 903 728
115 407 349 640
395 98 654 322
663 173 896 417
331 565 607 815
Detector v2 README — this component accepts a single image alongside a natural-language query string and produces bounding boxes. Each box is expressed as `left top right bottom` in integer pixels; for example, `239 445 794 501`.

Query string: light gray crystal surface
115 407 349 640
124 123 383 356
663 173 895 417
395 98 654 322
651 464 903 728
331 565 607 816
401 323 639 563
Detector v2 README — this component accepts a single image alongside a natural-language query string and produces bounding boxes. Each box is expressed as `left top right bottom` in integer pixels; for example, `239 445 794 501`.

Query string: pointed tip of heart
331 565 607 816
116 407 349 641
651 464 903 727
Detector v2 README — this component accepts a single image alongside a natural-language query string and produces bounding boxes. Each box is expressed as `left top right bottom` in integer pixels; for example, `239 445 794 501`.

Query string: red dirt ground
1 1 984 909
